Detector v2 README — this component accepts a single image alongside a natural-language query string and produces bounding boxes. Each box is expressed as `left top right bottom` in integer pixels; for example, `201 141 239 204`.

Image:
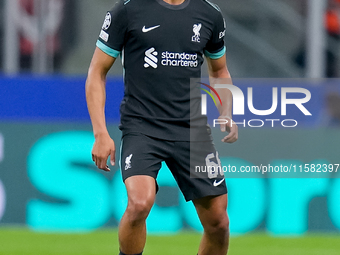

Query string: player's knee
126 197 154 222
204 213 229 237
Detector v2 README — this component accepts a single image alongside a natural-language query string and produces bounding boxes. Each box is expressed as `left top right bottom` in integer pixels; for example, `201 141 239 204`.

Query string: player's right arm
87 2 127 171
85 48 116 172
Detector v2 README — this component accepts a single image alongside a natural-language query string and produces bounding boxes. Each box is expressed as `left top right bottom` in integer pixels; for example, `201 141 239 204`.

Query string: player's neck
162 0 186 5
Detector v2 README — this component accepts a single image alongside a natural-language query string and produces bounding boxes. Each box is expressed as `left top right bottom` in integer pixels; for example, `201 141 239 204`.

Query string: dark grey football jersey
97 0 226 141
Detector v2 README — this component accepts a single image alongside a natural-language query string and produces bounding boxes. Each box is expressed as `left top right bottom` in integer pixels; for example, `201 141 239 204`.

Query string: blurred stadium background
0 0 340 254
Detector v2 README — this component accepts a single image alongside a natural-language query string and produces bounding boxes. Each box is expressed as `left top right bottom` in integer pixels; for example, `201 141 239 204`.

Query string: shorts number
205 152 223 179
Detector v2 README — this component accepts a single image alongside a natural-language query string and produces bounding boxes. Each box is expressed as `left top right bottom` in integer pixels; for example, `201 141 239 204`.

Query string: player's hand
91 133 116 172
219 116 238 143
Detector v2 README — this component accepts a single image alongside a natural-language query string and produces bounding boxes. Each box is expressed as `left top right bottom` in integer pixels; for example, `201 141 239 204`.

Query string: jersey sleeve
204 9 226 60
96 0 128 58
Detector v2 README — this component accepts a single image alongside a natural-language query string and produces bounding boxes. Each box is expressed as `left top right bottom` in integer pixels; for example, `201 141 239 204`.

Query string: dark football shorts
120 132 227 201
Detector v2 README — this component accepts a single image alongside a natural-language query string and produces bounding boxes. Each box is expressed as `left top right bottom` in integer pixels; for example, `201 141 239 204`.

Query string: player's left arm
206 54 238 143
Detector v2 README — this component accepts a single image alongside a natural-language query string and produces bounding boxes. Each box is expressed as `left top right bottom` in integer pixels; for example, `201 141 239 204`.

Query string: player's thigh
125 175 157 214
193 194 229 227
120 133 166 212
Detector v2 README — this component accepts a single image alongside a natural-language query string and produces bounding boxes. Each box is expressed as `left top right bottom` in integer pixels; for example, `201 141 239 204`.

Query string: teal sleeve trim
204 46 226 60
96 40 121 58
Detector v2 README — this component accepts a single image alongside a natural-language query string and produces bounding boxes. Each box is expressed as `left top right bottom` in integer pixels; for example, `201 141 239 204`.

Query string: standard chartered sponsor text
161 51 198 67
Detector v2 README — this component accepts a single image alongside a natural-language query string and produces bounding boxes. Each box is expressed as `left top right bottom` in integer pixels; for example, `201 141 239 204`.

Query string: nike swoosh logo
213 179 225 187
142 25 160 33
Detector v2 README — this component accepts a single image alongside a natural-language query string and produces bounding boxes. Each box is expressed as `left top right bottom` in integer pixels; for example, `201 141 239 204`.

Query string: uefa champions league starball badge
102 13 112 30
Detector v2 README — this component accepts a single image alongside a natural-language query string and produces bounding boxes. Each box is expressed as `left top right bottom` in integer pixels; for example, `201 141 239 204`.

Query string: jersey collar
155 0 190 10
